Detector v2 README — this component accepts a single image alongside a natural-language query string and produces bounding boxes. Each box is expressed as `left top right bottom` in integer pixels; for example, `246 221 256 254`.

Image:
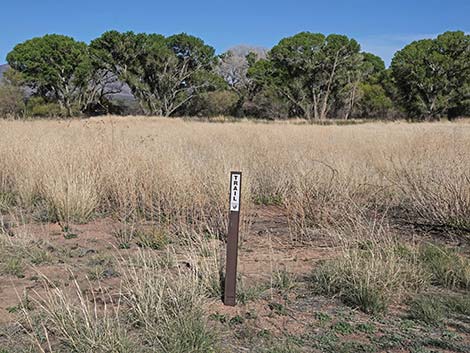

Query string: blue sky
2 0 469 66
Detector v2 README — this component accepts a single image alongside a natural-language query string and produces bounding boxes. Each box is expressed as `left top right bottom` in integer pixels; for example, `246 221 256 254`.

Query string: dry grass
22 278 132 353
0 117 468 238
419 243 470 290
121 250 218 352
18 248 220 353
311 216 430 314
0 219 52 278
1 116 469 350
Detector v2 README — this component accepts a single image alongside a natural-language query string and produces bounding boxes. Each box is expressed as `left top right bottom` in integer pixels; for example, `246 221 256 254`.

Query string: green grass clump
408 295 446 326
28 244 52 265
22 279 134 353
0 235 52 278
272 269 297 293
254 193 284 206
135 227 169 250
237 282 268 304
113 224 136 249
0 191 16 212
122 251 219 353
1 256 25 278
332 321 354 335
259 339 302 353
409 292 470 327
445 294 470 316
314 312 332 326
87 254 118 280
311 244 428 314
419 243 470 290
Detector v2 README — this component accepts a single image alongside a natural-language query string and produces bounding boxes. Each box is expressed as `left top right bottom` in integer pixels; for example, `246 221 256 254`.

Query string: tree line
1 30 469 120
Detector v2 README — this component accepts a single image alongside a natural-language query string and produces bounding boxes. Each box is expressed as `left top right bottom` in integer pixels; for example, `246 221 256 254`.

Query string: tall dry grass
20 250 219 352
1 117 469 349
311 214 430 314
22 278 132 353
0 117 468 238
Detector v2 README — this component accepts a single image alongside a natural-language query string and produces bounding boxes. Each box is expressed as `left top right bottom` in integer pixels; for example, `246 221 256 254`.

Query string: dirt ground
1 206 469 352
0 206 333 322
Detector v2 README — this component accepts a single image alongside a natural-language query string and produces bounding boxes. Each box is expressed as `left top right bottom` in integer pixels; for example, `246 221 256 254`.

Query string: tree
334 51 381 120
354 83 394 119
362 53 387 81
217 45 267 94
90 31 219 116
350 53 396 119
81 62 124 115
391 31 470 120
6 34 92 116
249 32 363 120
186 90 239 117
0 69 25 118
216 45 268 116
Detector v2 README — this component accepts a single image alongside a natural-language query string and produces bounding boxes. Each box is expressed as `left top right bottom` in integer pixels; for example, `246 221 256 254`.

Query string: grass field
0 116 469 352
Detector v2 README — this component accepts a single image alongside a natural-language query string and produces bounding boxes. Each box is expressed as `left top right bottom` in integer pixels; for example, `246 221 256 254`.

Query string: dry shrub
321 206 393 248
283 163 378 240
0 118 253 237
384 125 470 232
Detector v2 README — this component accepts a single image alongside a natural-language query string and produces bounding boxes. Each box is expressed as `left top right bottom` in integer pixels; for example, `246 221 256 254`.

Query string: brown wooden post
224 171 242 306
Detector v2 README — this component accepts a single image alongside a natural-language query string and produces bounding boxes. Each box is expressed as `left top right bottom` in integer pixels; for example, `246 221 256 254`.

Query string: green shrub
26 97 62 117
355 83 394 119
190 90 238 117
0 83 25 118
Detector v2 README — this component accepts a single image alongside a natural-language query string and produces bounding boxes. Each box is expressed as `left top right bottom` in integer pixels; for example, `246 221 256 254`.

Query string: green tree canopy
0 68 25 118
391 31 470 120
90 31 219 116
6 34 91 116
248 32 363 120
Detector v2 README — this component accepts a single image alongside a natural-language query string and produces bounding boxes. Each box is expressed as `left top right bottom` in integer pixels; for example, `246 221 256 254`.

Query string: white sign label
230 173 241 212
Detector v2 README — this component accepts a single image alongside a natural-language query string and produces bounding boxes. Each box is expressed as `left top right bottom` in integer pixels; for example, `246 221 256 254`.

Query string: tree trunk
344 81 359 120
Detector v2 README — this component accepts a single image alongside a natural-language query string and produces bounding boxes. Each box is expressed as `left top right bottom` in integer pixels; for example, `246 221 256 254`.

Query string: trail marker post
224 171 242 306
